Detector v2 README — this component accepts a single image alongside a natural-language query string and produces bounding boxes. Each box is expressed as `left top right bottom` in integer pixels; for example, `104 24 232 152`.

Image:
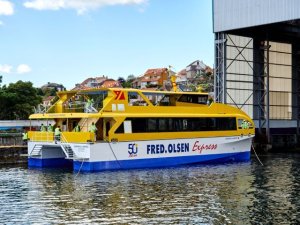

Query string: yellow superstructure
28 88 255 144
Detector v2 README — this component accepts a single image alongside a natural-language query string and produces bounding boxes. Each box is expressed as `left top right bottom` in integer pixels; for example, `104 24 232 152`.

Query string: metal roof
213 0 300 33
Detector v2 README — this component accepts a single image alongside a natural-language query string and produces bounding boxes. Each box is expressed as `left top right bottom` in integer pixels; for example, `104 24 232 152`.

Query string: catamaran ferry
27 88 255 172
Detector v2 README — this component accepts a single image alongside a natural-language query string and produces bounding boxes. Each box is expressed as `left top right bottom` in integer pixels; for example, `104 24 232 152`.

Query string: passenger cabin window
143 92 165 106
159 95 171 106
178 94 208 104
115 117 237 133
128 91 149 106
69 90 107 113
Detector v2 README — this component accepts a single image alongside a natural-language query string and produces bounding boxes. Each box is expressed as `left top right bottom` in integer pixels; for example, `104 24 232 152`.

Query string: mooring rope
251 144 264 166
75 158 85 177
108 141 122 169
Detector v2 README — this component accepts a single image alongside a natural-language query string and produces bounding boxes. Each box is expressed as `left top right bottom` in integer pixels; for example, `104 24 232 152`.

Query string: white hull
28 135 253 171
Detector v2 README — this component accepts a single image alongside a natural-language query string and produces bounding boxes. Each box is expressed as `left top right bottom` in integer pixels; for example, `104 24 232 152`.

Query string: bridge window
178 94 208 104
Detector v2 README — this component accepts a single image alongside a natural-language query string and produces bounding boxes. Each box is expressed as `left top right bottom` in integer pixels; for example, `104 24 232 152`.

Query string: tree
0 81 42 120
117 77 126 84
127 74 136 82
118 75 136 88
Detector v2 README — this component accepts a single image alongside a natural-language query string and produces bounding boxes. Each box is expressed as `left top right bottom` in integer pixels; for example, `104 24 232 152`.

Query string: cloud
0 0 14 15
0 64 12 73
17 64 32 74
24 0 147 14
0 21 3 26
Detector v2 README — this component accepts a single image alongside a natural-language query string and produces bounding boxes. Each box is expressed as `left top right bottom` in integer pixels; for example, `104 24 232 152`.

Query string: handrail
80 118 88 130
28 131 94 143
60 132 68 143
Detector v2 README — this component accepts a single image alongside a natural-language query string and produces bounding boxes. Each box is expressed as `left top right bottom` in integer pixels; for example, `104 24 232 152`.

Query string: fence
0 133 23 146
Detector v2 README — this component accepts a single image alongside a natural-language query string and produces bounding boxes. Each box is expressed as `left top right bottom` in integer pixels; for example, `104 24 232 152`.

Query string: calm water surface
1 154 300 225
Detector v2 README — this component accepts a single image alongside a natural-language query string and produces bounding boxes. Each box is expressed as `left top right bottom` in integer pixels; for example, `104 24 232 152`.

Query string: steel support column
254 40 271 143
265 40 271 144
214 32 226 103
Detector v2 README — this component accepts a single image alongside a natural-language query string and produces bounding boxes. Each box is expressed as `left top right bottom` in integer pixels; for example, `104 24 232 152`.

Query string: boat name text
192 141 218 153
147 143 189 154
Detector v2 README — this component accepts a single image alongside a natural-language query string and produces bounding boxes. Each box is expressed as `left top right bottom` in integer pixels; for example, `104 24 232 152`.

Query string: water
1 154 300 225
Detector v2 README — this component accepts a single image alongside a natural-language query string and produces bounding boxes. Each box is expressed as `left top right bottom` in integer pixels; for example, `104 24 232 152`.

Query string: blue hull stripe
28 157 73 168
73 151 250 172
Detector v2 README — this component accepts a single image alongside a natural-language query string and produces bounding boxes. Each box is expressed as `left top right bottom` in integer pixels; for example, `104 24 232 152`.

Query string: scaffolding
215 33 295 145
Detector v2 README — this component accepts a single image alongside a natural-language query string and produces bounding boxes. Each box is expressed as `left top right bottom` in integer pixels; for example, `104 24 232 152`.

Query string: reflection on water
1 154 300 224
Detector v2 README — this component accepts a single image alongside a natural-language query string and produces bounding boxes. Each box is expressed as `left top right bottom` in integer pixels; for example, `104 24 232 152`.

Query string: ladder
61 144 75 159
30 145 43 156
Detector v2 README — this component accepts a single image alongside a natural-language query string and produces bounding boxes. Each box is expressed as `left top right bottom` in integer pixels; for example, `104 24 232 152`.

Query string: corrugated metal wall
268 42 292 119
213 0 300 32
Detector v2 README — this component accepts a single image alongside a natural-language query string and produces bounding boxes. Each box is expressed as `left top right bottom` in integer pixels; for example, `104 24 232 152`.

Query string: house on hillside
101 79 122 88
132 76 143 89
41 82 65 92
186 60 213 78
42 96 56 106
184 60 214 92
133 68 174 90
72 76 121 90
176 69 188 83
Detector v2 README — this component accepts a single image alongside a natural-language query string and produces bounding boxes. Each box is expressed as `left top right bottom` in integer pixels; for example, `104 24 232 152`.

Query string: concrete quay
0 146 27 165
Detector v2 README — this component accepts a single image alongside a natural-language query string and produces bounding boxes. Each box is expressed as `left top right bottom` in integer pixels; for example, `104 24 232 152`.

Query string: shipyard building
213 0 300 148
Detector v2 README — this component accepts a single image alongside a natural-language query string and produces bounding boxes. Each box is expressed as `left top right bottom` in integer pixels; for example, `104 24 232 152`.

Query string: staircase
77 117 99 132
74 117 88 131
61 144 75 159
30 145 43 156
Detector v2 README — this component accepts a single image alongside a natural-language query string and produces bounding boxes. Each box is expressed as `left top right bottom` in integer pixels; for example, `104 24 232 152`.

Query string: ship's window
183 119 188 130
216 117 236 130
131 118 147 133
158 119 169 131
115 123 124 133
173 118 183 131
123 117 237 133
238 119 253 129
159 95 171 106
178 94 208 104
198 96 208 104
147 119 157 132
178 95 188 102
143 92 165 106
128 91 149 106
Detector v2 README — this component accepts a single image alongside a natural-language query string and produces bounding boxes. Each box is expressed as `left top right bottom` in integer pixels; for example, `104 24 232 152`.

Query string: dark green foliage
0 81 42 120
118 75 136 88
117 77 126 84
43 87 57 97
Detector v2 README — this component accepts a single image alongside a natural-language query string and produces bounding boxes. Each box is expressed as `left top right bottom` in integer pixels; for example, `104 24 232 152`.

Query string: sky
0 0 214 90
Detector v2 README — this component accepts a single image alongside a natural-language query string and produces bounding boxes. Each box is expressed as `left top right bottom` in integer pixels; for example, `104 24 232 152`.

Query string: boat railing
28 131 54 142
62 101 100 113
28 131 95 143
34 104 51 114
